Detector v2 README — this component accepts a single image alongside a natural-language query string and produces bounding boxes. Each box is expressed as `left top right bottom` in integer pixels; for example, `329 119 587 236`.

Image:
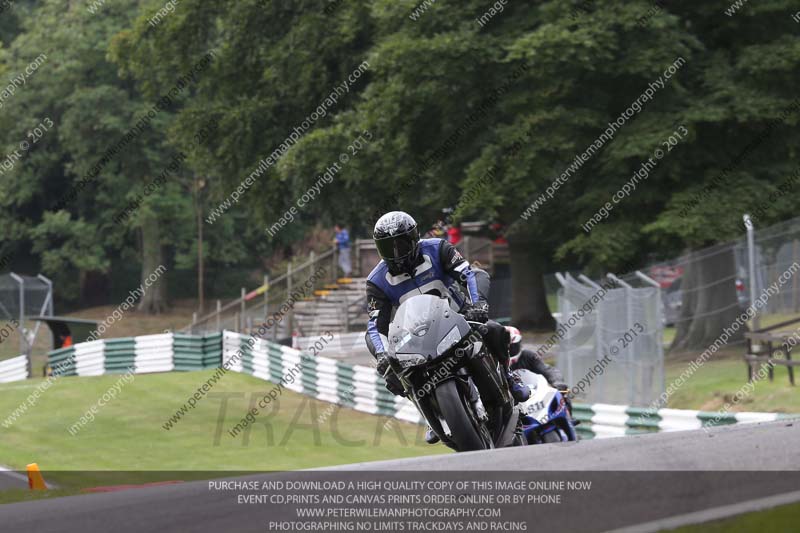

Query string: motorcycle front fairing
517 370 577 442
387 294 472 371
384 294 479 448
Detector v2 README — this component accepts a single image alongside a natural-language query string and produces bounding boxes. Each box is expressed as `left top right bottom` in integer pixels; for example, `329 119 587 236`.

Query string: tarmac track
1 419 798 532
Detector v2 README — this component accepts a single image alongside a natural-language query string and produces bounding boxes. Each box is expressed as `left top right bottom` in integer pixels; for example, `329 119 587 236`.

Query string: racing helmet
505 325 522 358
373 211 420 275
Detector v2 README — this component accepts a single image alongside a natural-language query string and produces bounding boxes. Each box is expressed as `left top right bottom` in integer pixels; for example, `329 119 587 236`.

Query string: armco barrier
42 330 796 439
0 355 28 383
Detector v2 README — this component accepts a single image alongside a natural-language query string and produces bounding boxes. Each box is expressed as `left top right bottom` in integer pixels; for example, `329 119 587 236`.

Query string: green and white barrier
221 331 415 422
48 332 222 376
221 332 796 438
43 330 796 439
572 403 794 439
0 355 28 383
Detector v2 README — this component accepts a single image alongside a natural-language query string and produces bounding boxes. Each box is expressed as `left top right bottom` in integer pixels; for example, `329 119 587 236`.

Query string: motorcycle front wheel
434 379 492 452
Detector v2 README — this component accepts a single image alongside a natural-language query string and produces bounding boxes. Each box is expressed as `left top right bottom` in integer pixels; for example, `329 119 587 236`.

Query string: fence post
263 274 270 325
343 292 350 333
240 287 246 330
216 299 222 332
794 240 799 312
744 214 760 331
332 246 337 283
287 260 294 338
9 273 25 356
355 241 361 277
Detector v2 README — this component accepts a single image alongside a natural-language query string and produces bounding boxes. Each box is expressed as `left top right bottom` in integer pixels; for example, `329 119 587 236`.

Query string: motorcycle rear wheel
434 379 490 451
541 429 563 443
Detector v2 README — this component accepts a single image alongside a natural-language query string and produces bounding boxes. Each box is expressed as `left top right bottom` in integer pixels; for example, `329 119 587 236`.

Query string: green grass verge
669 501 800 532
664 356 800 413
0 370 446 496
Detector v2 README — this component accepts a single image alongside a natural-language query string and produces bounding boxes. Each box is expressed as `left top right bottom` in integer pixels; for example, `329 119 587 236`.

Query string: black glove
463 301 489 323
376 354 405 397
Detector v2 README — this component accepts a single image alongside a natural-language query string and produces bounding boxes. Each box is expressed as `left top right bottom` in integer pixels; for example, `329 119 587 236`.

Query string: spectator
333 223 352 277
426 219 448 238
446 223 462 246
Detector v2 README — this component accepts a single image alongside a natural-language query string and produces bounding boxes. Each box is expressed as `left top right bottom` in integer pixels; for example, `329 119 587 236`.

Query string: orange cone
26 463 47 490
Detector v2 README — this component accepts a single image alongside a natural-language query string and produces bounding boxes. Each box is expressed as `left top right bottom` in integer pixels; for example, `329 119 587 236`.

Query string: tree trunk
137 212 167 314
669 245 745 355
508 234 555 331
80 270 109 307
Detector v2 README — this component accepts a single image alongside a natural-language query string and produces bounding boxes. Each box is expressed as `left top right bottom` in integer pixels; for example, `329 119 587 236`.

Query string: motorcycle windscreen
388 294 470 360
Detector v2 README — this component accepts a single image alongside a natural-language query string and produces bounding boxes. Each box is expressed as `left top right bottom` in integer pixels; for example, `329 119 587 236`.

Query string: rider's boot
424 426 440 444
506 370 530 403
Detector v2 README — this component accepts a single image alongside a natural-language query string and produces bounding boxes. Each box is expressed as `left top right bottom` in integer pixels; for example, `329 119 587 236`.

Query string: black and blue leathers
366 238 480 354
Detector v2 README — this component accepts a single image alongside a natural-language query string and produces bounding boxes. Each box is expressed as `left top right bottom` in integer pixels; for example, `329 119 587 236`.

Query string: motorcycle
516 370 578 443
385 294 521 452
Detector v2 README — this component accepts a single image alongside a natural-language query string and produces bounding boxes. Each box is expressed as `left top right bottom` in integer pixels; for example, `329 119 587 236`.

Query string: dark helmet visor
375 228 419 263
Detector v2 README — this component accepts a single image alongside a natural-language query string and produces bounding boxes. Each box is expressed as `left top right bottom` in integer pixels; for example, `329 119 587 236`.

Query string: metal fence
182 246 355 338
557 272 664 406
615 214 800 348
0 273 53 358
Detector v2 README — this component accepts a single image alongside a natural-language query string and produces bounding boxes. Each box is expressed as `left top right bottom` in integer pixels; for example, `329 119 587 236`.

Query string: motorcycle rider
506 326 568 391
465 259 567 392
506 325 577 422
365 211 531 419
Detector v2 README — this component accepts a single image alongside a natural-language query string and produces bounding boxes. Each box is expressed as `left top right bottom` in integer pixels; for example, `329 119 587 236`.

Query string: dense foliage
1 0 798 344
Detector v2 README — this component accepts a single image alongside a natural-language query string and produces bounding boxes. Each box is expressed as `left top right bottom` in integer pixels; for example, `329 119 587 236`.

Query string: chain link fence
0 273 53 361
557 273 664 406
